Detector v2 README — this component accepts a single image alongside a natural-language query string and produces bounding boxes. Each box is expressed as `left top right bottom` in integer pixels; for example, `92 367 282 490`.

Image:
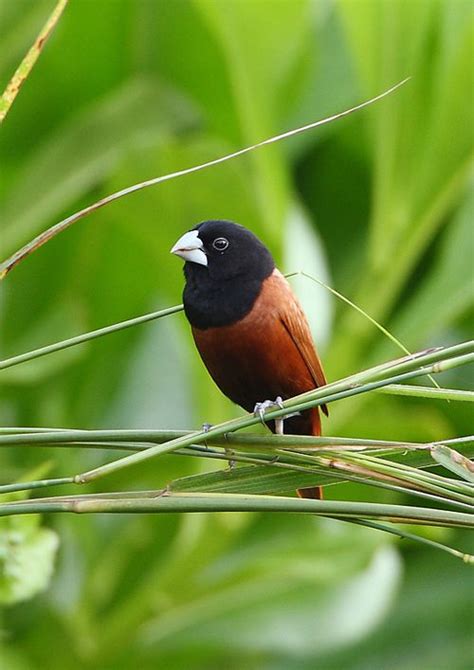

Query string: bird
171 220 328 498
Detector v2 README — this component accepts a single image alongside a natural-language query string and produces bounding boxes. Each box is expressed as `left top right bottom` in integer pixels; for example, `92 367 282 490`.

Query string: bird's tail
297 486 323 499
296 407 324 500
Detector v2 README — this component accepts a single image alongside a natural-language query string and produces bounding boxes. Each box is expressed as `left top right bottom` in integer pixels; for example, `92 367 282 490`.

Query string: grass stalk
1 449 466 510
1 428 472 453
431 446 474 484
0 305 183 370
0 79 409 279
288 270 440 390
72 346 474 483
0 477 74 495
319 456 473 504
347 519 473 563
0 0 69 124
0 491 474 528
376 385 474 402
0 491 471 527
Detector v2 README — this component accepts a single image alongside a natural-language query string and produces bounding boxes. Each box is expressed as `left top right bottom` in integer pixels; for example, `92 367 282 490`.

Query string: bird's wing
279 292 329 416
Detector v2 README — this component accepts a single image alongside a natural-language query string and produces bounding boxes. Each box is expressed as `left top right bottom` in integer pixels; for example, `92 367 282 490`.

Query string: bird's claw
253 396 284 425
201 423 213 450
155 484 170 498
225 447 236 470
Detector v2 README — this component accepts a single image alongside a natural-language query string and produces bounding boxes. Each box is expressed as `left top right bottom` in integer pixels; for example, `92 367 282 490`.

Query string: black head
171 220 275 328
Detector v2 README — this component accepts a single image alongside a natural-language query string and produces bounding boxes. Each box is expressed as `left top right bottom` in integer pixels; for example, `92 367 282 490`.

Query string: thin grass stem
0 79 410 279
73 347 474 483
0 305 183 370
346 519 473 563
0 492 471 528
377 385 474 402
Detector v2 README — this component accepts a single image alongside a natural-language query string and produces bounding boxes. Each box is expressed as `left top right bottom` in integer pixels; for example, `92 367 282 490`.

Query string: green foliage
0 468 59 606
0 507 59 605
0 0 472 669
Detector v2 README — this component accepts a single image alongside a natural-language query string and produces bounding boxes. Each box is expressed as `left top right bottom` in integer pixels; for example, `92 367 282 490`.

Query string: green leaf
140 541 401 657
0 464 59 605
327 0 474 378
314 546 474 670
0 515 59 605
170 464 337 495
0 646 30 670
431 445 474 483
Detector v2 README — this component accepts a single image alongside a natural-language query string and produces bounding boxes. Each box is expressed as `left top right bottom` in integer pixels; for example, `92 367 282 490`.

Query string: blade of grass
1 427 472 454
340 451 473 496
376 385 474 402
172 454 473 510
0 491 471 527
270 449 474 501
288 270 440 390
0 304 183 370
73 346 474 483
2 431 472 499
281 352 473 417
0 457 467 512
0 339 470 436
0 429 418 447
0 267 466 381
0 269 407 374
336 450 473 492
315 453 474 503
0 0 69 124
0 78 410 279
0 477 74 495
431 446 474 484
2 435 473 507
347 519 474 563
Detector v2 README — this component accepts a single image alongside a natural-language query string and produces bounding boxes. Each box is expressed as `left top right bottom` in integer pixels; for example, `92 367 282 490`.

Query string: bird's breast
191 270 316 412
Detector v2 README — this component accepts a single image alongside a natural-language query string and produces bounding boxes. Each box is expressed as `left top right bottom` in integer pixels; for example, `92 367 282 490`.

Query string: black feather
183 220 274 329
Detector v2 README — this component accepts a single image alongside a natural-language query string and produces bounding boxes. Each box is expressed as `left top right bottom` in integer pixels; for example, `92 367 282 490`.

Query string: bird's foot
201 423 213 449
253 396 284 426
225 447 236 470
154 484 170 498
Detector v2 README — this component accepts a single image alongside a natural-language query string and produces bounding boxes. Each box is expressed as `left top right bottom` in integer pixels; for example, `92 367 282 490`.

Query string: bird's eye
212 237 229 251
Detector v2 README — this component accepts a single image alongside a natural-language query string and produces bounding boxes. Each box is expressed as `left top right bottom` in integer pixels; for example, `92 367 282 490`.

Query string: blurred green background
0 0 473 668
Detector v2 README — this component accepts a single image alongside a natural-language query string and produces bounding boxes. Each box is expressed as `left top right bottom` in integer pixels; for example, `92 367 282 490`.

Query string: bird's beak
170 230 208 266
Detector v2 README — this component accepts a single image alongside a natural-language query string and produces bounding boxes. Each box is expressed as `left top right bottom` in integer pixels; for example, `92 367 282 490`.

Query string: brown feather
191 269 327 436
275 271 328 417
192 268 327 499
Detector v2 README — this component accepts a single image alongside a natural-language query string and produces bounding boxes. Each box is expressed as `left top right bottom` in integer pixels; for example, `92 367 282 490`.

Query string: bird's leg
253 402 323 500
253 396 285 426
201 422 213 451
274 415 284 436
203 421 235 469
225 448 236 470
154 484 170 497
